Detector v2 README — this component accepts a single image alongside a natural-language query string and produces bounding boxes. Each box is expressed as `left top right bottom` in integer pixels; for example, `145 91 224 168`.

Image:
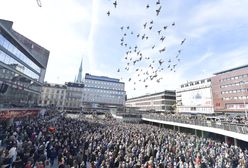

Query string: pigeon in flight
164 26 168 30
159 59 164 65
107 11 110 16
113 1 117 8
156 0 160 5
160 36 165 42
158 30 161 35
156 6 162 16
117 69 120 72
152 45 155 49
159 47 166 53
120 26 124 30
146 4 150 8
181 38 186 45
172 22 175 26
144 22 147 29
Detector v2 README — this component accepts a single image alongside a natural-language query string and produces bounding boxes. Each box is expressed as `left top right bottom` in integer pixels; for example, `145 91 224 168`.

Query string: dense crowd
0 111 248 168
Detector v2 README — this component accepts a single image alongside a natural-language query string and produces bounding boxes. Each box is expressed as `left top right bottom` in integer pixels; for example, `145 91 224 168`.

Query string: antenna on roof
36 0 42 7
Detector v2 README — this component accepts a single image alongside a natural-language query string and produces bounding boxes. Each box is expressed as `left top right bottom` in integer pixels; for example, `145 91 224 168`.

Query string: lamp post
240 81 247 119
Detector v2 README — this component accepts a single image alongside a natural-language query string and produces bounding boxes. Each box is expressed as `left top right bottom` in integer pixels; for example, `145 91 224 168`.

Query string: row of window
43 88 66 94
41 100 63 105
83 98 122 103
220 74 248 82
226 103 248 109
179 107 213 112
181 79 211 88
43 95 64 99
0 50 39 80
84 89 125 95
86 80 123 87
84 85 123 91
0 34 41 73
221 88 248 94
223 96 248 100
220 80 248 88
128 94 176 103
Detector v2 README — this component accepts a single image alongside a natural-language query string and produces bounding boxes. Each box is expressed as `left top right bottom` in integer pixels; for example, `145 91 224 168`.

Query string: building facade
39 83 67 110
176 78 214 114
126 90 176 113
0 19 49 108
64 82 84 112
82 73 126 112
211 65 248 114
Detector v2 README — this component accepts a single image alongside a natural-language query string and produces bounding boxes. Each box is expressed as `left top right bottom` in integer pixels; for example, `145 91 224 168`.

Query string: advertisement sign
0 109 39 120
181 88 213 106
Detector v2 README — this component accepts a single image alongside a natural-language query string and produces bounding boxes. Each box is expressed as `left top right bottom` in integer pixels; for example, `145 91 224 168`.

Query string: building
211 65 248 115
64 82 84 113
126 90 176 113
82 73 126 112
0 19 49 108
39 83 67 110
176 78 214 114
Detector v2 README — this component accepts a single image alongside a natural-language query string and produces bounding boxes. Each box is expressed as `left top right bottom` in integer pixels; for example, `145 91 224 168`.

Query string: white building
82 73 126 112
39 83 67 110
126 90 176 113
176 78 214 114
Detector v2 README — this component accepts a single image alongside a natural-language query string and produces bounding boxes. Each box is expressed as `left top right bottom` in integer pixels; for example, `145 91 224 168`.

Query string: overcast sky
0 0 248 98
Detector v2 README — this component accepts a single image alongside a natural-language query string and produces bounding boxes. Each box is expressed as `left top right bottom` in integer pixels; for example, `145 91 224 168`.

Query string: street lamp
240 81 247 119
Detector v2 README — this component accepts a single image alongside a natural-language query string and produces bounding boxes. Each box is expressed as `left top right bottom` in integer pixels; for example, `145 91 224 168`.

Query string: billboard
181 87 213 106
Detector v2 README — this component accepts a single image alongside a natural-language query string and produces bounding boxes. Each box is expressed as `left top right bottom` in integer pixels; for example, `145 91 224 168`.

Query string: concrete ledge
142 117 248 142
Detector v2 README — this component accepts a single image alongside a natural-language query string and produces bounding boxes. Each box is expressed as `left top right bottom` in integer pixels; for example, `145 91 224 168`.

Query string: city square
0 0 248 167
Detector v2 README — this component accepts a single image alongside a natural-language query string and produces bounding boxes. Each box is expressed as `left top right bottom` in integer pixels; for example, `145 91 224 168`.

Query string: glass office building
0 19 49 107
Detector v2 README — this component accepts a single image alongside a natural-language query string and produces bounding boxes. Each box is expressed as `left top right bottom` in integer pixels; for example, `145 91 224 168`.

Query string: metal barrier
142 114 248 134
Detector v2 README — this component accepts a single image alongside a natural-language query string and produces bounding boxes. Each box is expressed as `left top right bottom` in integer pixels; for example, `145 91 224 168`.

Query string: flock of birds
107 0 187 90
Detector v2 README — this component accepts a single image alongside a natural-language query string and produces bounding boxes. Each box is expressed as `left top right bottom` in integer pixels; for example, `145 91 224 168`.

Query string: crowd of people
0 111 248 168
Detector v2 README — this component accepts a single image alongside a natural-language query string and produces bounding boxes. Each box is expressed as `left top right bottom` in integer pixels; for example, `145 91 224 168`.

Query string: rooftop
127 90 176 100
214 64 248 75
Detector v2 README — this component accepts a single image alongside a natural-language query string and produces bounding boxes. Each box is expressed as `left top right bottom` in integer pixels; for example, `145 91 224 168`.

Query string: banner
0 109 39 120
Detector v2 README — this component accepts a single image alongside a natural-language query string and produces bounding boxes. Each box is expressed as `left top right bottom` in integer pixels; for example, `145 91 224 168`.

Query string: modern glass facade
0 19 49 108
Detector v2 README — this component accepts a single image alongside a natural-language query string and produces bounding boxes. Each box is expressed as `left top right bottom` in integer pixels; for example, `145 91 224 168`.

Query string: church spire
76 58 83 83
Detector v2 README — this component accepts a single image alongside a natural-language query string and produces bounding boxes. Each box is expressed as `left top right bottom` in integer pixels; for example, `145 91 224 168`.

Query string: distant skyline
0 0 248 98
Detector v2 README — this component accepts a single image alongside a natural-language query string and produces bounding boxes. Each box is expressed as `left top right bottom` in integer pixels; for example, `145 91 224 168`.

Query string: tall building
39 83 67 110
211 65 248 114
82 73 126 112
0 19 49 108
176 78 214 114
126 90 176 113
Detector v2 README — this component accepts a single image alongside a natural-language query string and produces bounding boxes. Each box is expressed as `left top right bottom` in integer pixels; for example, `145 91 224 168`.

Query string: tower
75 59 83 83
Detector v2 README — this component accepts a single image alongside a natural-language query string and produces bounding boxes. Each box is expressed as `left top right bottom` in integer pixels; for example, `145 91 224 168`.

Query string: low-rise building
176 78 214 114
126 90 176 113
39 83 66 110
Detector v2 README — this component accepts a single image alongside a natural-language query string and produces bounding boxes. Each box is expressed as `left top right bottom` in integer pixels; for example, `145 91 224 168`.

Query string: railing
142 114 248 135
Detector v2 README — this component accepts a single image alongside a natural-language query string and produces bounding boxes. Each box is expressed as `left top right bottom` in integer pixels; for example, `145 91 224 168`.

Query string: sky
0 0 248 98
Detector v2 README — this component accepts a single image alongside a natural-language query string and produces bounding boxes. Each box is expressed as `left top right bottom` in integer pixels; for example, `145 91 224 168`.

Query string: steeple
75 59 83 83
